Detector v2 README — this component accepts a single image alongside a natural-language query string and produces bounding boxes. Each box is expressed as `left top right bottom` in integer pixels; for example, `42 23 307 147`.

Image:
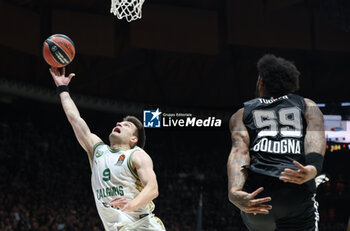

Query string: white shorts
96 201 165 231
119 214 165 231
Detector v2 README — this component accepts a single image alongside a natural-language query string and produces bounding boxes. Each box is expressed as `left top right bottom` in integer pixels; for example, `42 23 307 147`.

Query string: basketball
42 34 75 67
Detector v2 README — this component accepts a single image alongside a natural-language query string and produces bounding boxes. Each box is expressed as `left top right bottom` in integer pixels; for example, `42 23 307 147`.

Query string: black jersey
243 94 310 180
242 94 318 230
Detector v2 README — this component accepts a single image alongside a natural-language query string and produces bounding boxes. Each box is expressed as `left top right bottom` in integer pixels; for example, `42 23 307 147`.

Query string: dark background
0 0 349 230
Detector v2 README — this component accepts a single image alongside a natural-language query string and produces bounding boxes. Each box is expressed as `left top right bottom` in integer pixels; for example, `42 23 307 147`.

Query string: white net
110 0 145 22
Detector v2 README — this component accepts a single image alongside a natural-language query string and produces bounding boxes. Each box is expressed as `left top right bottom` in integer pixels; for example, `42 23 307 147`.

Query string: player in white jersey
49 67 165 231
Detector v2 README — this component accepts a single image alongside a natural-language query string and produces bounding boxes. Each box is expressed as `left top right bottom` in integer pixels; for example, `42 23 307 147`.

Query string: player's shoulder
303 98 318 107
303 98 324 119
230 108 244 120
130 147 153 168
229 107 244 130
131 147 151 159
133 147 146 154
92 141 106 153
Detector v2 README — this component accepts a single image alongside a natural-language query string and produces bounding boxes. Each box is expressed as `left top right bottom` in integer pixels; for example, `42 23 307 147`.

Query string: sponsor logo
96 151 103 158
54 51 69 64
115 154 125 166
143 109 162 128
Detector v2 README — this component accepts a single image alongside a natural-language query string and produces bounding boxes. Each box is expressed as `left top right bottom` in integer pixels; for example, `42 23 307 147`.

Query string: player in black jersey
227 54 326 231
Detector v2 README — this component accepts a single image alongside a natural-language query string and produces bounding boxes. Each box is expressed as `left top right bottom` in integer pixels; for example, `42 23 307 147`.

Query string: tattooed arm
280 99 326 184
304 98 326 155
227 108 272 214
227 108 250 192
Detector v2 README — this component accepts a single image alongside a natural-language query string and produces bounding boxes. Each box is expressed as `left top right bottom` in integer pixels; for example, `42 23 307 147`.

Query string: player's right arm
50 67 102 165
227 108 272 214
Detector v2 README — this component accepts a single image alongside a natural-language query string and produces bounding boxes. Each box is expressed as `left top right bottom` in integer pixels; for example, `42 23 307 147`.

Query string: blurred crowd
0 102 349 231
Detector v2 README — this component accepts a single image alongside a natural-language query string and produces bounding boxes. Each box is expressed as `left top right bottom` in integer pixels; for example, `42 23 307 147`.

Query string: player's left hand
109 197 135 212
279 161 317 184
49 67 75 87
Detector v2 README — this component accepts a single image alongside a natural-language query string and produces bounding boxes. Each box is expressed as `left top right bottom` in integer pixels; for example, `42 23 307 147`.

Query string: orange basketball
42 34 75 67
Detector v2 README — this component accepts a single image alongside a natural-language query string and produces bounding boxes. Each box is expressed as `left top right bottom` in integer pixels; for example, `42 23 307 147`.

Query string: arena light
340 102 350 107
317 103 326 107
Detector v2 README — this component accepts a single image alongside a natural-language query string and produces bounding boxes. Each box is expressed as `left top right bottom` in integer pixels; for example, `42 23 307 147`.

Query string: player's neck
110 143 131 151
260 90 277 99
261 94 275 99
258 88 268 98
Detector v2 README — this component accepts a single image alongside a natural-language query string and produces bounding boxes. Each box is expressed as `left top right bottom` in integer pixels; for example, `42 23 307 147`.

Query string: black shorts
241 173 319 231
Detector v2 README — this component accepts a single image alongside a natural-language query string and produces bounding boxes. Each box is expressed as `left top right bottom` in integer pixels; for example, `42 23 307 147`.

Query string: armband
57 85 69 95
305 152 324 175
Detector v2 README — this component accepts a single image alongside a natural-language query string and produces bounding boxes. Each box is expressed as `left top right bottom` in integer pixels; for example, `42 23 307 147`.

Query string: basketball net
110 0 145 22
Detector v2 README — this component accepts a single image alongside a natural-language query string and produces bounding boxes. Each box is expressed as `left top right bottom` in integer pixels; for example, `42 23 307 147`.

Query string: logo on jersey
143 109 162 128
115 154 126 166
96 151 103 158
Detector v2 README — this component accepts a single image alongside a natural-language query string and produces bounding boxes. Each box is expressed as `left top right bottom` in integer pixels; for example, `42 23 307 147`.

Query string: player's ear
130 136 138 147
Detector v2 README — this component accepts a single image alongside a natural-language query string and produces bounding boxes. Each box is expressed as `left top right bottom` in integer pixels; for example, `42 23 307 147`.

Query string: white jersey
91 143 164 231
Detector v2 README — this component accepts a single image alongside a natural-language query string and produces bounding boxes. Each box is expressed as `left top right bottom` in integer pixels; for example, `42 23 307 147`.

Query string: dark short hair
257 54 300 96
123 116 146 149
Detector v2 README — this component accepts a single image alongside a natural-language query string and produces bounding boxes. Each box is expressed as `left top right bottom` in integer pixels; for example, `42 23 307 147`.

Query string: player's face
110 121 137 145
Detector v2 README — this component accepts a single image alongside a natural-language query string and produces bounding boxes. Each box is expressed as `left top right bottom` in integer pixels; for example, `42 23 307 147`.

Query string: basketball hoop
110 0 145 22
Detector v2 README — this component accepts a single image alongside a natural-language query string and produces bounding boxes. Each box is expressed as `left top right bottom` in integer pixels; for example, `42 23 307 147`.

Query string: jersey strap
93 142 105 154
127 148 140 179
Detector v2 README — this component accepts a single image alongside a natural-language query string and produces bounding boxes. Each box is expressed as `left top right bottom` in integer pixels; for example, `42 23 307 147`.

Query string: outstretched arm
227 108 271 214
109 150 158 212
50 67 102 166
280 98 326 184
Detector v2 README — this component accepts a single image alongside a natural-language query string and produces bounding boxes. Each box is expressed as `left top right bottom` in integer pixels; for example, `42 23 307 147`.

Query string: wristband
57 85 69 95
305 152 324 175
